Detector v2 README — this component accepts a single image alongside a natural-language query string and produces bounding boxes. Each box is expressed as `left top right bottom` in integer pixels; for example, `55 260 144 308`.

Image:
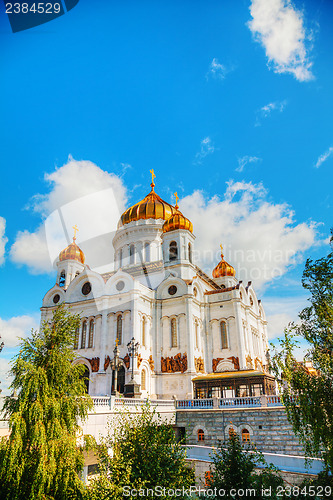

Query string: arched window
144 242 150 262
59 271 66 287
129 244 135 265
195 320 199 349
74 327 80 350
169 241 178 261
242 429 250 443
171 318 177 347
188 243 192 263
81 321 87 349
119 248 123 268
116 315 122 344
141 369 146 390
88 319 94 348
197 429 205 442
142 317 146 347
221 321 228 349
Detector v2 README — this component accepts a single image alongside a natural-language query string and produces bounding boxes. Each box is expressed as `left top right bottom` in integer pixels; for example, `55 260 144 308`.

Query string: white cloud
0 314 39 396
255 100 287 125
314 146 333 168
10 157 128 274
194 137 215 164
0 217 8 265
207 58 227 80
264 296 308 339
0 314 39 348
179 180 318 289
248 0 314 82
236 155 261 172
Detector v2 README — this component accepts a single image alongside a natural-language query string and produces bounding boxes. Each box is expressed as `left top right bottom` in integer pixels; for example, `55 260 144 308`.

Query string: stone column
185 297 196 373
234 302 246 370
98 300 108 373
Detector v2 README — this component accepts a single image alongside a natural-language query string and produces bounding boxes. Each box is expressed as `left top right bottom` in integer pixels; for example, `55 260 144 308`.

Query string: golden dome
119 170 178 226
162 192 193 233
59 225 85 264
212 244 235 278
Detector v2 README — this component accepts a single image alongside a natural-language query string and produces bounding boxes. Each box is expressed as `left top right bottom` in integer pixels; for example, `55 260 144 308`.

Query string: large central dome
120 178 177 226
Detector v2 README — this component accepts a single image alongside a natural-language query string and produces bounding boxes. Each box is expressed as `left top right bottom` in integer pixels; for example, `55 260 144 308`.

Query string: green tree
0 305 93 500
206 432 285 499
271 233 333 473
88 401 195 500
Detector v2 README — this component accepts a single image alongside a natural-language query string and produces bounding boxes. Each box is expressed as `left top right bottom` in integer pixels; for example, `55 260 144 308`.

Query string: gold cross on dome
220 243 224 257
72 225 79 242
150 169 156 187
115 338 119 346
174 191 179 208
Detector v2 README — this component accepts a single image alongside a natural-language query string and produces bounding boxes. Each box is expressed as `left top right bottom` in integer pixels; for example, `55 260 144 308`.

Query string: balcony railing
219 396 261 408
176 399 214 409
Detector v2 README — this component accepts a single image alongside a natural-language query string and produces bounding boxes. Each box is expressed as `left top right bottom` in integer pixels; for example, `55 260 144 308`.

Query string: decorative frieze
88 357 100 372
212 356 240 372
195 357 205 373
161 353 187 373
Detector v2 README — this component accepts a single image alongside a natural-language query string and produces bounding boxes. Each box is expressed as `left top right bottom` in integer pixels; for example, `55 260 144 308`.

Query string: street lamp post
111 339 122 396
124 337 141 398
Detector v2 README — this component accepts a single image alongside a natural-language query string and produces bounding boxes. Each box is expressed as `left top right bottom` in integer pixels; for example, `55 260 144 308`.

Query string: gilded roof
59 241 85 264
212 245 236 278
162 210 193 234
120 186 178 226
192 370 270 382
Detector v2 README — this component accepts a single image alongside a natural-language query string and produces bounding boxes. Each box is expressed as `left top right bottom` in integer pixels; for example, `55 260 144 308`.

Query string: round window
116 280 125 291
53 294 60 304
82 282 92 296
168 285 177 296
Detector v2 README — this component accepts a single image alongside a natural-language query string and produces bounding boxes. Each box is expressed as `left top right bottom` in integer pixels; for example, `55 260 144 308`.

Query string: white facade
41 187 269 400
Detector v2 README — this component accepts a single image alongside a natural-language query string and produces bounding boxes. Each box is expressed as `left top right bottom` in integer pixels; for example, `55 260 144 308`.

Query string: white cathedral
41 173 275 400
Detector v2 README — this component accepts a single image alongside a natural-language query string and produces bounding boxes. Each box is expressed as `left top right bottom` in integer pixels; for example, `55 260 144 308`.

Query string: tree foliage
0 305 93 500
88 401 195 500
271 233 333 472
206 432 285 499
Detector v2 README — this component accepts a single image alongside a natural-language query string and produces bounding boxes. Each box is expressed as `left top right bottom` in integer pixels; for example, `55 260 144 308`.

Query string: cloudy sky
0 0 332 394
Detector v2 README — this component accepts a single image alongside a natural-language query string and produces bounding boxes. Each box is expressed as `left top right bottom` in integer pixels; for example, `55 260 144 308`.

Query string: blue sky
0 0 332 393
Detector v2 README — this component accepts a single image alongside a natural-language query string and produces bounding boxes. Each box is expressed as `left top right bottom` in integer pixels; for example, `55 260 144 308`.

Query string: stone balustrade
176 395 286 409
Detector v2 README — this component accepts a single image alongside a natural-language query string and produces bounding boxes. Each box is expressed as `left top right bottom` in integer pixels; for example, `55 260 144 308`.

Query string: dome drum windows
59 271 66 287
188 243 192 263
169 241 178 261
144 242 150 262
129 244 135 265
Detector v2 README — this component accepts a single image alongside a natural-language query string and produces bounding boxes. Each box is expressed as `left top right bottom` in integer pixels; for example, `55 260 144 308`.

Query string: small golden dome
212 244 235 278
119 170 178 226
59 225 85 264
162 193 193 233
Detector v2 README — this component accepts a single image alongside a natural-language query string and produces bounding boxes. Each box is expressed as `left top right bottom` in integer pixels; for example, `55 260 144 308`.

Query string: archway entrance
80 365 90 394
111 366 125 394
